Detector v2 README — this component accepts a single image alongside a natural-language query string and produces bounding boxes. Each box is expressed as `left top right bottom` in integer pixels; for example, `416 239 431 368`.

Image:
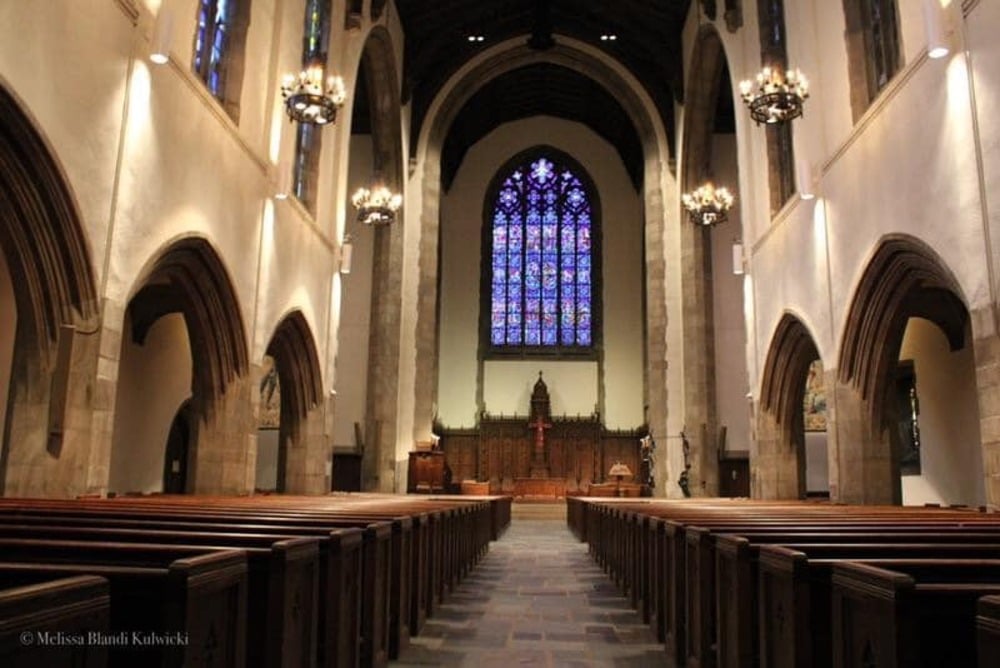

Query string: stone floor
392 505 663 667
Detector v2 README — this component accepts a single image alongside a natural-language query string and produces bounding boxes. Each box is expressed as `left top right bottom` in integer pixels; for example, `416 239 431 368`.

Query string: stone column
972 308 1000 507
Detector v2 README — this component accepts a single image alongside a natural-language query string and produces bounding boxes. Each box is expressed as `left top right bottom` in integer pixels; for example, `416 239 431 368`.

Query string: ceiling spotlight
600 34 617 41
467 35 485 43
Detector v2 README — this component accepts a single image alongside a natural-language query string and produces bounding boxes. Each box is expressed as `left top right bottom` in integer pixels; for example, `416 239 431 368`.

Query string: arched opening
835 235 980 504
109 237 249 495
163 400 194 494
680 25 749 496
258 311 324 493
755 314 827 499
0 86 99 497
415 38 675 495
337 27 405 492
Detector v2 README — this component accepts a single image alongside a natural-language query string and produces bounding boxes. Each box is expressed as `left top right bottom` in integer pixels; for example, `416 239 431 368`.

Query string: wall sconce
796 158 815 201
732 241 745 275
339 235 353 274
274 160 291 200
150 7 173 65
922 0 950 59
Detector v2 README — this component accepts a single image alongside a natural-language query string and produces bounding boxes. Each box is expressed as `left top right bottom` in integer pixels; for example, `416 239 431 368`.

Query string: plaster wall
108 313 192 494
437 116 645 430
333 135 375 448
0 0 133 292
899 317 986 506
255 428 279 490
0 251 15 449
748 5 990 393
805 431 829 493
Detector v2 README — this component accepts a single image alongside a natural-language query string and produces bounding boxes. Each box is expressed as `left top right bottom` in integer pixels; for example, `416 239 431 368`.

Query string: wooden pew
0 540 247 668
0 575 110 668
569 498 1000 668
832 560 1000 667
978 595 1000 668
0 508 385 667
753 544 1000 668
0 493 498 666
0 523 320 668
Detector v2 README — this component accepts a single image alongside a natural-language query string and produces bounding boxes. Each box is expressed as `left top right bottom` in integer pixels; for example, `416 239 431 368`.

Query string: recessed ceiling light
467 35 485 43
600 34 617 41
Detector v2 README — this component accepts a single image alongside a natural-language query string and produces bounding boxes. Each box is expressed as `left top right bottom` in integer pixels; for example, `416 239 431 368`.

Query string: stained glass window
292 0 331 213
486 151 598 352
193 0 234 97
192 0 249 119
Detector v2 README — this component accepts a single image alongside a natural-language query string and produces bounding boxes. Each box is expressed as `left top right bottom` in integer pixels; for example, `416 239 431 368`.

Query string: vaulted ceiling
393 0 693 190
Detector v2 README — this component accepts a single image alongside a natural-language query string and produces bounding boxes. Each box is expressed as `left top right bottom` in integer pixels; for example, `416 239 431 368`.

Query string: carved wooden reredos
436 372 646 494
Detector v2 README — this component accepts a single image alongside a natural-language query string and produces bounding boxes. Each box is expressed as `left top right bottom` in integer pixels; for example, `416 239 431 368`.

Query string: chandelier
281 64 346 125
682 183 735 227
739 66 809 125
351 185 402 226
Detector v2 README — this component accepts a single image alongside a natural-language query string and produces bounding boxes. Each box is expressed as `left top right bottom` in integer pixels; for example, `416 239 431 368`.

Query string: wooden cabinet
407 451 446 493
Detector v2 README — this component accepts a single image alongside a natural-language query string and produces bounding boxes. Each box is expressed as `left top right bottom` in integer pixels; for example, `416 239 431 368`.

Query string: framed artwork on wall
259 355 281 429
803 359 827 432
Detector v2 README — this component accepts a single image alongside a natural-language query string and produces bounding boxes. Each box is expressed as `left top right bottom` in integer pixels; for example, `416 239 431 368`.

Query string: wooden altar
437 373 647 497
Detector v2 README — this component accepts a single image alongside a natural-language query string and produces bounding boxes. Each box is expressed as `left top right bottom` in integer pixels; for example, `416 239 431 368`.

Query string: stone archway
413 37 677 495
0 85 100 498
833 234 970 504
111 236 251 495
755 313 822 499
678 24 746 496
339 26 407 492
263 310 325 493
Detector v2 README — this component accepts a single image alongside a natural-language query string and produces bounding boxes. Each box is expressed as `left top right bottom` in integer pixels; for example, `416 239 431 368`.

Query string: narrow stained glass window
192 0 249 120
486 151 598 353
292 0 331 213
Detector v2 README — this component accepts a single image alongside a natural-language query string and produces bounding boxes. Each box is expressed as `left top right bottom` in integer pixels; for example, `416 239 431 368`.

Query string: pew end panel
0 575 110 668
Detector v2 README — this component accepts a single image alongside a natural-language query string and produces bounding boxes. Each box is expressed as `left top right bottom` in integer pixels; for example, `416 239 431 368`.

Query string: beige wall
333 135 375 447
108 313 192 494
710 133 751 453
899 317 985 506
437 116 645 429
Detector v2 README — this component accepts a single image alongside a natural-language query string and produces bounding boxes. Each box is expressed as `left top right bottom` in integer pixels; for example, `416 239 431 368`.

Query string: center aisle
392 503 662 667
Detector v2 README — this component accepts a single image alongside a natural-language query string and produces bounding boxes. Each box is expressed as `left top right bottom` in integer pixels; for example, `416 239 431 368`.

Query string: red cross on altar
528 412 552 465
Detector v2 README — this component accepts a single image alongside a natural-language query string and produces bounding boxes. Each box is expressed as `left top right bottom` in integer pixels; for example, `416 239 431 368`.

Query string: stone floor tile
391 509 663 667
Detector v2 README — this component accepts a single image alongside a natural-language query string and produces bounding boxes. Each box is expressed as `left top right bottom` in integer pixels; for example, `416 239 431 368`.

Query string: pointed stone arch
678 24 740 495
414 36 676 494
833 234 969 503
754 313 821 498
264 310 327 492
116 236 253 494
348 26 406 491
0 85 101 497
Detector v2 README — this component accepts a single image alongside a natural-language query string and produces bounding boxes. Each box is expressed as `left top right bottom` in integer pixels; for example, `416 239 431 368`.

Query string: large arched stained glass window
485 149 600 353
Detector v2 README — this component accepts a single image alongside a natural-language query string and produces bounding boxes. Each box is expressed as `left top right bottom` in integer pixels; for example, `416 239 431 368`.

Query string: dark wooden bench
0 493 500 666
0 539 247 668
568 498 1000 668
0 575 110 668
832 560 1000 667
0 523 320 668
752 544 1000 668
978 594 1000 668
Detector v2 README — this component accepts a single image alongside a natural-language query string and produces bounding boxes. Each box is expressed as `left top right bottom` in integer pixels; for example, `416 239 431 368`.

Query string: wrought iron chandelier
739 66 809 125
280 64 346 125
682 183 735 227
351 185 402 226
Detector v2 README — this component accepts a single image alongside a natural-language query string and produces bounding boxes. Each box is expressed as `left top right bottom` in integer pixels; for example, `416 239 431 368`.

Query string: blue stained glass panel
487 153 596 350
